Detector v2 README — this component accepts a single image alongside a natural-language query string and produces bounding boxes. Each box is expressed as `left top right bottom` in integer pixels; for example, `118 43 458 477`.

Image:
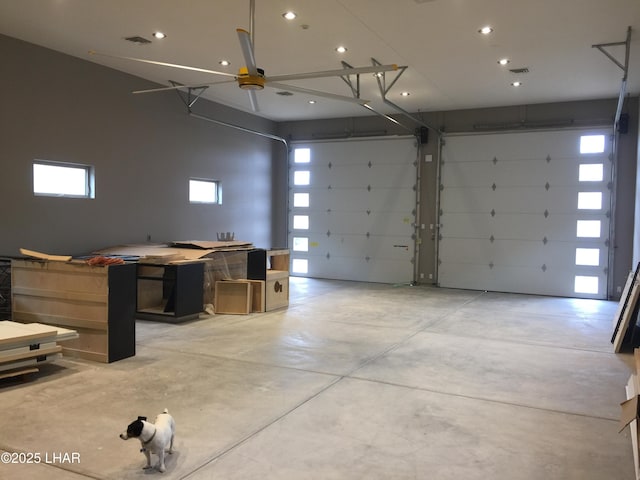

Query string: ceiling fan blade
268 82 369 105
236 29 258 75
267 64 401 83
247 89 260 112
88 51 237 77
132 79 236 94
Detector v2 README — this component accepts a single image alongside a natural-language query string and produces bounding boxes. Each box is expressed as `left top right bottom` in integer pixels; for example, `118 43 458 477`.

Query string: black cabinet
136 262 204 322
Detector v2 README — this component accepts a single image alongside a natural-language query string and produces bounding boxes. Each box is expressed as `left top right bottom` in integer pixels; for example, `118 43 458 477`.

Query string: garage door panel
304 255 411 283
441 187 558 213
304 210 414 234
439 236 610 269
305 164 416 187
440 213 584 240
444 130 606 160
298 188 415 211
366 166 417 188
439 238 569 267
441 159 605 190
307 234 413 260
308 214 413 237
290 137 416 283
366 189 416 210
439 128 611 298
326 214 414 236
302 248 412 284
442 162 550 188
439 260 606 298
303 165 362 186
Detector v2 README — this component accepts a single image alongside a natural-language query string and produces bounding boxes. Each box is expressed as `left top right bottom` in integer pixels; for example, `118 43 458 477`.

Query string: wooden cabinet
136 262 204 322
11 259 136 363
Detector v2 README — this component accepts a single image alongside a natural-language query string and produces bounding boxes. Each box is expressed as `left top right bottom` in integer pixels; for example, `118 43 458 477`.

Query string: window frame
32 159 95 199
189 177 222 205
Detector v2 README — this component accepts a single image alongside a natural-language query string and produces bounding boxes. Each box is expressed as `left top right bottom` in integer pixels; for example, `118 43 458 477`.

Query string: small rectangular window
293 215 309 229
576 220 601 238
33 160 94 198
189 178 221 204
292 258 308 274
294 171 310 186
580 135 605 154
293 193 310 207
579 164 603 182
574 275 599 294
293 237 309 252
294 148 310 163
575 248 599 266
577 192 602 210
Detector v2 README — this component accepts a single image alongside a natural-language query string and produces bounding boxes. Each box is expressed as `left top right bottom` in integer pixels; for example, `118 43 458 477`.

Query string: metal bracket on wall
170 80 209 109
172 82 289 148
592 26 632 130
371 58 441 135
338 60 412 131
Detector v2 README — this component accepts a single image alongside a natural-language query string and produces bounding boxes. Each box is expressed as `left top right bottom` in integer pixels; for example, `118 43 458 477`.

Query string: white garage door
439 128 612 299
289 137 417 283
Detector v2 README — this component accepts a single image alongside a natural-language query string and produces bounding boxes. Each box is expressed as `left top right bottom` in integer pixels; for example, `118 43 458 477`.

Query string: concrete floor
0 277 636 479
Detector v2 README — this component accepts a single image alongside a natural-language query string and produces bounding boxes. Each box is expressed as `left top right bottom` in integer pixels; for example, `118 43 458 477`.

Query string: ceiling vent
509 67 530 74
124 36 152 45
276 91 294 96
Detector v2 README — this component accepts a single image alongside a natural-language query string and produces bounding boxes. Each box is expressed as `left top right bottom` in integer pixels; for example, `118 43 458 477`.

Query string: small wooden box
266 271 289 311
214 280 252 314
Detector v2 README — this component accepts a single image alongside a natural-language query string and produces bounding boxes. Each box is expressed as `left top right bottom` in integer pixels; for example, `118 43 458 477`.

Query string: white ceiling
1 0 639 122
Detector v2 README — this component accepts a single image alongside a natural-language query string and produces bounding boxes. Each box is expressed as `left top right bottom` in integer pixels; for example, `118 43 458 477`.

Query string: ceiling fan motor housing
238 67 266 90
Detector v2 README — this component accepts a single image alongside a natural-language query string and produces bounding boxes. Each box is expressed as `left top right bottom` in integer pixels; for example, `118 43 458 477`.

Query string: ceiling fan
89 0 404 113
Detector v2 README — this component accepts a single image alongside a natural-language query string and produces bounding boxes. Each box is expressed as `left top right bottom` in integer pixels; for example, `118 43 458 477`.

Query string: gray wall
277 98 639 300
2 33 637 299
0 34 285 256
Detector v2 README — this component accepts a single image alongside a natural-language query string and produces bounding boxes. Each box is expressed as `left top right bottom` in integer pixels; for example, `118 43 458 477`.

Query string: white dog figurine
120 408 175 472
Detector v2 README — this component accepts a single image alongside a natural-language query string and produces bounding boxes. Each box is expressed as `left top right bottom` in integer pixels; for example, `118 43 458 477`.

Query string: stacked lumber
0 321 78 380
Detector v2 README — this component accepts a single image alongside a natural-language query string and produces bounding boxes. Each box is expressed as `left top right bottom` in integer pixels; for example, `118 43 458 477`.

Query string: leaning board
614 281 640 353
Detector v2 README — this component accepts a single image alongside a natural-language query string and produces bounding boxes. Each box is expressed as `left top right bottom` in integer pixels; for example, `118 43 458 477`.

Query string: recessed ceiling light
336 46 347 53
152 31 166 39
511 81 522 87
498 58 510 65
308 100 316 104
283 11 297 20
219 60 231 66
400 91 410 97
479 26 493 35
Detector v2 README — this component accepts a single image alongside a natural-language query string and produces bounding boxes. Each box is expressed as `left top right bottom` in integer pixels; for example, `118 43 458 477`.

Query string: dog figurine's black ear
137 416 147 421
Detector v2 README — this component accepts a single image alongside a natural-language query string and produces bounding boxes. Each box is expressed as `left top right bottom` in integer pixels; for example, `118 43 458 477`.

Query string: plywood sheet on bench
0 322 58 348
